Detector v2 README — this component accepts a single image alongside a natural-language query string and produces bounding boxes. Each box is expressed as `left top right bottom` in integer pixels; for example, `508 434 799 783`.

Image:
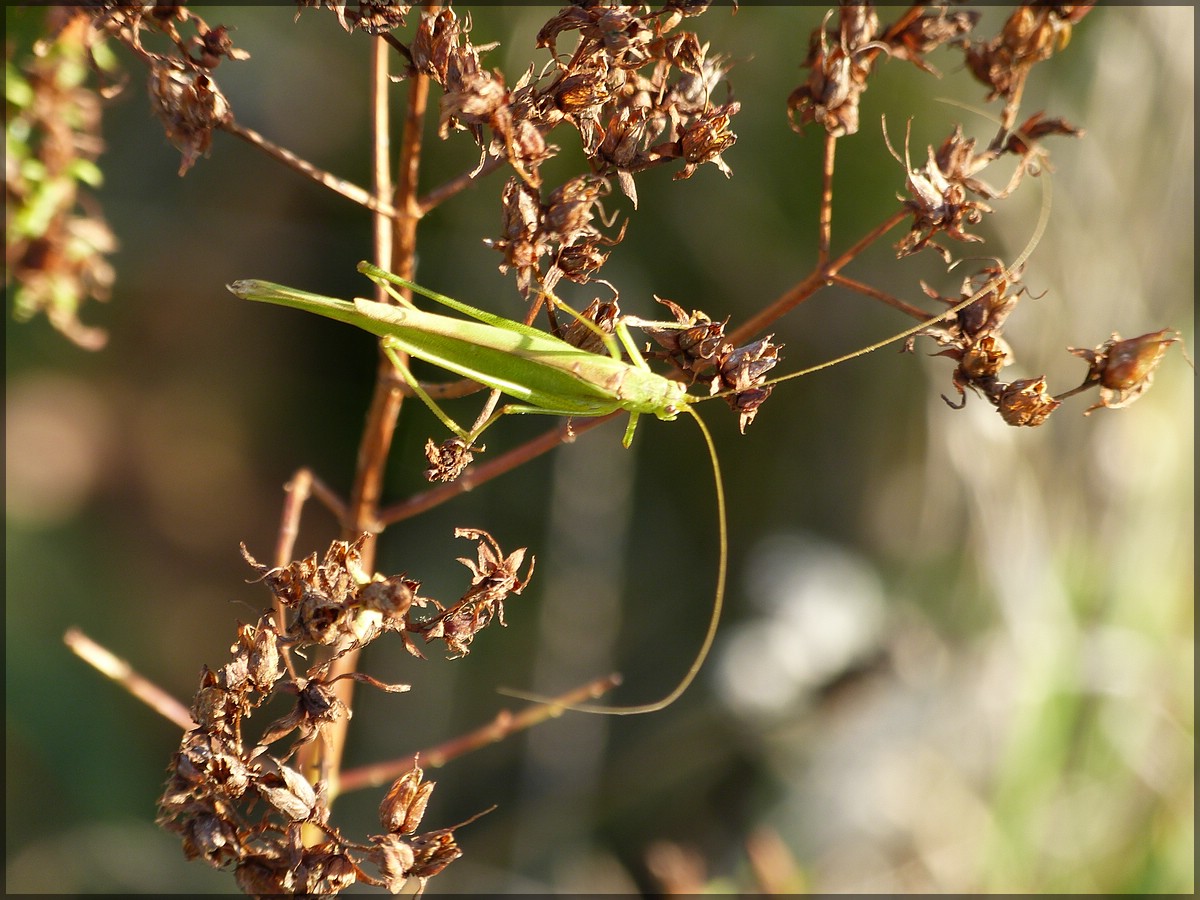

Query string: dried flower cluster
911 264 1062 425
628 298 780 432
157 530 531 893
401 3 739 296
787 6 979 138
5 12 118 349
781 3 1180 428
297 1 413 36
887 114 1083 263
82 3 248 174
910 268 1182 426
964 3 1095 131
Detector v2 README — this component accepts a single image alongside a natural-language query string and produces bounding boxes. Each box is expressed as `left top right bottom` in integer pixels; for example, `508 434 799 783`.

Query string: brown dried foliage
13 4 1186 895
156 530 528 892
5 11 117 349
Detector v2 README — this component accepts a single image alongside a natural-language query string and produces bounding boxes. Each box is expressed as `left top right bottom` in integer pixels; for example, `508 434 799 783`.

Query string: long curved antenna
497 403 727 715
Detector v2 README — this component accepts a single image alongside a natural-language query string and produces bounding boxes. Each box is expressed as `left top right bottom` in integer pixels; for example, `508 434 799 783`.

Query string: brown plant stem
415 376 489 400
372 33 396 281
417 153 507 215
64 628 196 732
274 468 343 681
337 674 622 793
729 207 910 345
830 272 931 320
817 132 836 265
375 413 619 529
223 119 399 220
300 35 435 799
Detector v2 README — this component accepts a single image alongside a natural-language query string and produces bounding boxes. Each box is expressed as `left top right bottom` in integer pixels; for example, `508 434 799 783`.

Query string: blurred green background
6 6 1193 894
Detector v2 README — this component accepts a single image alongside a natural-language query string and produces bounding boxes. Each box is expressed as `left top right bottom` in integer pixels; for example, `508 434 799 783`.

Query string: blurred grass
6 5 1193 894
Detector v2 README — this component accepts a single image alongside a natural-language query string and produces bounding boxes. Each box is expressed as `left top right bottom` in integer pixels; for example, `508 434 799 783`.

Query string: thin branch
375 413 618 529
373 35 396 279
222 119 399 220
817 132 836 265
416 153 507 215
64 628 196 732
276 468 346 564
730 207 910 345
829 272 931 320
337 674 622 793
273 467 341 680
306 36 435 798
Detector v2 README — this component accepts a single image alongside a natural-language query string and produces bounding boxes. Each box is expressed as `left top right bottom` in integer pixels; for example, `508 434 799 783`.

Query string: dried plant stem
64 628 196 731
830 272 931 320
372 36 395 277
223 119 399 220
299 42 437 797
275 468 347 568
337 674 622 793
817 133 836 264
417 154 507 215
730 207 910 344
274 468 341 680
375 414 618 528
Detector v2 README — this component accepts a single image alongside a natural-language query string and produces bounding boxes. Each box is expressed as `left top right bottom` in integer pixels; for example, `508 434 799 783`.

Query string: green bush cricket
229 262 729 715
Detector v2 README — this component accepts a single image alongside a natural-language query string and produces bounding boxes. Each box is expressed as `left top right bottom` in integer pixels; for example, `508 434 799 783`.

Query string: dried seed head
556 298 621 354
188 22 250 69
148 59 231 175
959 333 1010 382
380 762 436 835
1004 111 1084 156
909 265 1045 414
234 856 290 897
368 834 418 892
226 616 284 694
440 68 508 137
676 101 739 180
182 809 244 866
963 4 1093 130
191 665 249 738
412 529 534 657
885 8 980 76
787 7 880 137
554 69 614 118
543 175 608 241
424 437 475 483
628 298 780 430
997 375 1060 426
1068 329 1182 414
487 177 548 293
552 241 613 286
718 336 781 432
351 1 411 35
412 6 460 81
887 121 995 261
406 828 464 881
257 761 319 822
632 298 729 379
